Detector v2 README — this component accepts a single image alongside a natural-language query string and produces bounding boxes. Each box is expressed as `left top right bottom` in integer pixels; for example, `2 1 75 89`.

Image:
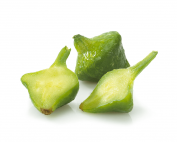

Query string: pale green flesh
21 66 78 110
82 69 133 109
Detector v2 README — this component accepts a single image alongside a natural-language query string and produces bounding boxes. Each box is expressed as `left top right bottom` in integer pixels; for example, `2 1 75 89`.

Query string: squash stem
130 51 158 79
73 34 91 53
50 46 71 67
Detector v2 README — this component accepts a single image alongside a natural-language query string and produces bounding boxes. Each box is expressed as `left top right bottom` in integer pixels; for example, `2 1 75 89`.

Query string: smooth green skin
74 31 130 82
21 46 79 115
80 51 158 113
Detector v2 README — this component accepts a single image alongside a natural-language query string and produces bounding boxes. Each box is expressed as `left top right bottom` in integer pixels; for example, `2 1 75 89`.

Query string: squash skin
74 31 130 82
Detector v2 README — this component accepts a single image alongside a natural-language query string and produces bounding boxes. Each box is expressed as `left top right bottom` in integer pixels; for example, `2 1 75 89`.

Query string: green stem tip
51 46 71 67
73 34 91 53
130 51 158 78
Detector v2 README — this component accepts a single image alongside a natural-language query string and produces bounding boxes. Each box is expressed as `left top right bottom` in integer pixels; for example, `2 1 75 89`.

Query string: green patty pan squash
73 31 130 82
21 46 79 115
80 51 158 113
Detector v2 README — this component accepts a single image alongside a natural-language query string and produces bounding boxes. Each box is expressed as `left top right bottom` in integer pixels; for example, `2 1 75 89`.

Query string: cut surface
81 69 133 110
21 66 78 110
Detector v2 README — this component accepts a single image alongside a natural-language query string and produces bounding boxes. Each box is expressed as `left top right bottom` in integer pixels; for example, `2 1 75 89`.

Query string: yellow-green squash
80 51 158 113
21 46 79 115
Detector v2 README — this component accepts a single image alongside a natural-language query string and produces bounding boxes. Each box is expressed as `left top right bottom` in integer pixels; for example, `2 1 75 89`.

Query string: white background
0 0 177 141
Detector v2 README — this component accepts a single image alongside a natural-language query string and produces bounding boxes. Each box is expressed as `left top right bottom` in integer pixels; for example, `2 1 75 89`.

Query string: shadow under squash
28 105 74 121
84 111 132 124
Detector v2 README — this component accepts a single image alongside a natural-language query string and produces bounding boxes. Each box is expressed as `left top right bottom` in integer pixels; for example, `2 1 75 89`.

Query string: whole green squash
73 31 130 82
